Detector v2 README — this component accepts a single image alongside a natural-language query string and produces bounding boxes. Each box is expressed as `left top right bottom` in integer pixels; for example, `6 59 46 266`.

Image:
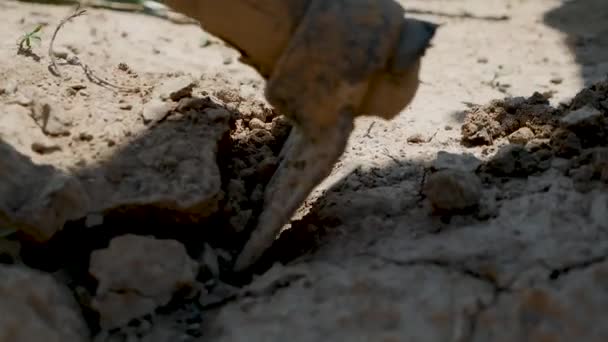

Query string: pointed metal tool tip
422 20 440 37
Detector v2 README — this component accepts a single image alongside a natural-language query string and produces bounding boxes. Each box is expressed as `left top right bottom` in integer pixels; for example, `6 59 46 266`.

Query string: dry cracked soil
1 0 608 341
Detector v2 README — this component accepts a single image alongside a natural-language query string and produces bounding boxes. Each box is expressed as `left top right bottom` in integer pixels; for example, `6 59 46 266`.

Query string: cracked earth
1 0 608 341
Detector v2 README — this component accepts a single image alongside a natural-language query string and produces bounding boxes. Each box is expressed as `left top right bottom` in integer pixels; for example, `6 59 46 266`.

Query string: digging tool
164 0 438 272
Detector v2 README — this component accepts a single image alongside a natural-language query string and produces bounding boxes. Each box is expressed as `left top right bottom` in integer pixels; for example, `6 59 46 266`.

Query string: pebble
407 133 429 144
154 76 196 101
561 104 603 128
433 151 482 173
508 127 535 145
423 169 483 212
142 99 174 125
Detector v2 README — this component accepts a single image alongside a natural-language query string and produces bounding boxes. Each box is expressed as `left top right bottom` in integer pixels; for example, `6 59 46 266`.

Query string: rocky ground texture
1 0 608 341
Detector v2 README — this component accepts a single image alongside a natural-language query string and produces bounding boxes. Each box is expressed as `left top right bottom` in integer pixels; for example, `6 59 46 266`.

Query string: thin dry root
48 4 140 93
48 4 87 77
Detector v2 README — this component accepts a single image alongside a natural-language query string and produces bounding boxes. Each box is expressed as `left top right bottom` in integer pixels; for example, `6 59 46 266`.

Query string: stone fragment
0 265 89 342
90 235 198 328
423 169 483 212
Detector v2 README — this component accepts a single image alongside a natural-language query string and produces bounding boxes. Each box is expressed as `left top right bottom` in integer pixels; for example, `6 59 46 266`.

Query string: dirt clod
432 151 482 172
0 142 89 242
407 133 429 144
154 76 196 102
30 99 72 137
508 126 535 145
423 169 483 212
0 265 89 342
90 235 198 329
551 128 583 157
482 144 552 177
461 92 558 146
142 99 174 125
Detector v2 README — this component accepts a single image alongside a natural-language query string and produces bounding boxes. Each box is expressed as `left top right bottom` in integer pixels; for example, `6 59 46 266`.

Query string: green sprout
18 24 44 53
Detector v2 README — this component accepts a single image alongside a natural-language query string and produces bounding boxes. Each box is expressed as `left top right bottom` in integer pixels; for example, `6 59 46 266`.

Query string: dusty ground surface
1 0 608 341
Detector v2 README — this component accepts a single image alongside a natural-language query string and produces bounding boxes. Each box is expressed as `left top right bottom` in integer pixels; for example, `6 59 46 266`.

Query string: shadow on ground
544 0 608 85
12 93 287 285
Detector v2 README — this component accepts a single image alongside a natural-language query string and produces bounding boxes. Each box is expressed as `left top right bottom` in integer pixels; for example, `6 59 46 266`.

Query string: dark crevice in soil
548 253 608 281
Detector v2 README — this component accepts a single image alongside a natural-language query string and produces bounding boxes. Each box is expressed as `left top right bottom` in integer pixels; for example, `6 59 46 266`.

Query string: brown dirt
2 0 608 341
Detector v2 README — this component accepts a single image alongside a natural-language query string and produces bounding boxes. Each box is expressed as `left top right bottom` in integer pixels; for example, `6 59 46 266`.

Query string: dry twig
47 4 140 93
404 8 510 21
48 4 87 76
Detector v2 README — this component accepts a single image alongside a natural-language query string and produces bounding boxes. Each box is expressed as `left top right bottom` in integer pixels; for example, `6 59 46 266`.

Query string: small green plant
18 24 43 53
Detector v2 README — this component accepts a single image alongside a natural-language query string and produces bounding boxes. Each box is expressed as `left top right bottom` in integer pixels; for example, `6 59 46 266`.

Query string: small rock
462 125 493 146
92 292 158 331
198 282 239 308
407 133 429 144
0 142 90 241
508 127 535 145
477 57 488 64
120 103 133 110
525 138 551 152
70 84 87 91
30 100 71 136
154 76 196 101
201 243 220 279
573 148 608 183
423 169 483 212
550 77 563 85
270 115 292 139
570 88 601 110
0 265 89 342
142 99 174 125
77 132 94 142
31 141 62 154
484 145 553 176
205 107 231 122
85 213 104 227
551 128 582 157
90 235 198 328
569 164 594 184
248 118 266 130
117 62 132 73
433 151 481 172
559 104 606 147
560 105 603 128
